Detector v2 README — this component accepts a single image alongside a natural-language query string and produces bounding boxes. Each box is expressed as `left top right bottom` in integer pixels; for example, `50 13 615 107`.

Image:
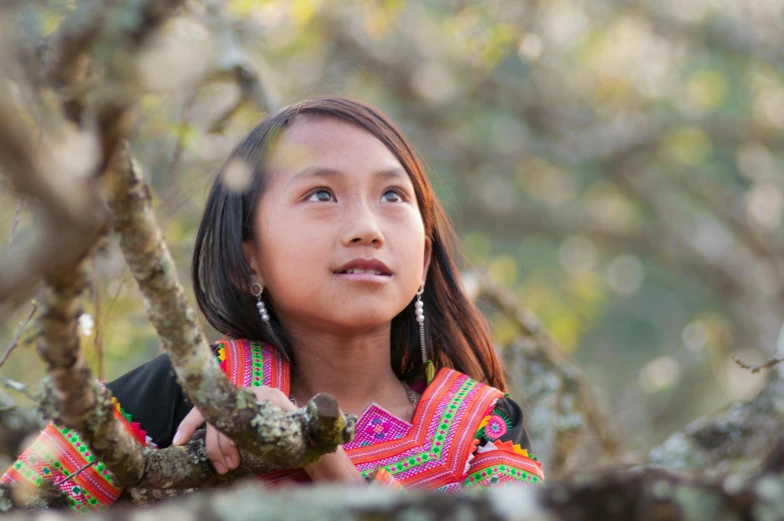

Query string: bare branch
0 301 37 369
90 259 104 381
162 90 198 211
1 376 37 402
8 445 784 521
0 96 108 315
104 143 354 485
54 461 94 486
648 376 784 476
5 195 25 251
473 273 622 475
732 356 784 374
36 265 148 487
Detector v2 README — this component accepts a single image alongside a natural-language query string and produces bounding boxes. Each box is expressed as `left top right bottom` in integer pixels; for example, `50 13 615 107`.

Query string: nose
341 199 384 248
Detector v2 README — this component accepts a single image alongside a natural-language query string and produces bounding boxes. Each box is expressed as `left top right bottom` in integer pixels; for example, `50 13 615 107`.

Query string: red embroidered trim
221 339 503 490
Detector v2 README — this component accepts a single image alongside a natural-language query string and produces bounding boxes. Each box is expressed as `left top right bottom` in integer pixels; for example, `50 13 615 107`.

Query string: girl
2 96 544 510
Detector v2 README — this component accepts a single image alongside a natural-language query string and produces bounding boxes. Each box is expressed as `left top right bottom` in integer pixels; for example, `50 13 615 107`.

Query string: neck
284 323 412 419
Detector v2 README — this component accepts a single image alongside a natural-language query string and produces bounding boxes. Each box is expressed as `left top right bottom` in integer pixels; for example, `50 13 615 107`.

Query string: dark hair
192 96 506 390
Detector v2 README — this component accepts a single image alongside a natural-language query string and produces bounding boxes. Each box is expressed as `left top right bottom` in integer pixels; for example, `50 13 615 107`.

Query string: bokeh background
1 0 782 464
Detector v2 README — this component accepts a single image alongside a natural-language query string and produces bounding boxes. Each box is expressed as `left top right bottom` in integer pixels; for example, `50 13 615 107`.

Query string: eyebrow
287 166 408 186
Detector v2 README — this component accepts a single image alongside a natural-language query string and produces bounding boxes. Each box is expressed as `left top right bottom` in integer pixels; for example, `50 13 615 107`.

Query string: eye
306 189 335 202
381 189 405 203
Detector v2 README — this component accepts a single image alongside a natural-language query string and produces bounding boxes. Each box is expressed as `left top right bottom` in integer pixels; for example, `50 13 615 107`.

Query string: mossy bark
104 144 355 465
5 440 784 520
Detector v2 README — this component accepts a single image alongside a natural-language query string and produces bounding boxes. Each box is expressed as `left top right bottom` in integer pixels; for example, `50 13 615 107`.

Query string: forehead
265 116 405 177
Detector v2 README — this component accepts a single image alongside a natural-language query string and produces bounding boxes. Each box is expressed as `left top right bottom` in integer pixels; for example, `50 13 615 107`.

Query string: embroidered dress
2 339 544 510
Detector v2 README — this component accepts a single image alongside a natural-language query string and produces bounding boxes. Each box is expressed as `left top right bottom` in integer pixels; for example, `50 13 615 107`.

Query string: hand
303 446 365 484
172 386 296 475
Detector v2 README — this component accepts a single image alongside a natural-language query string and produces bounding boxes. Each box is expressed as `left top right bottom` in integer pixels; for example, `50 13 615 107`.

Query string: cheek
262 226 325 282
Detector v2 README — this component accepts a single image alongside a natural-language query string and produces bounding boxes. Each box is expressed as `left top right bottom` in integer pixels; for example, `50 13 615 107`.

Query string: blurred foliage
2 0 783 453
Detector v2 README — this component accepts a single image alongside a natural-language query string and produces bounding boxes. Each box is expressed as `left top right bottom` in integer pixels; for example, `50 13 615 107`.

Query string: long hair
192 96 506 390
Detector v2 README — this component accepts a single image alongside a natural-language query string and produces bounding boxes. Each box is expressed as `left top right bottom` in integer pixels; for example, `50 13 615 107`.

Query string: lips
334 258 393 276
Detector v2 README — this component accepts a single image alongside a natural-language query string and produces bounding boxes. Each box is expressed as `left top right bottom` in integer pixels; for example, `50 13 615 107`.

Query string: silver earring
415 282 434 383
251 281 285 355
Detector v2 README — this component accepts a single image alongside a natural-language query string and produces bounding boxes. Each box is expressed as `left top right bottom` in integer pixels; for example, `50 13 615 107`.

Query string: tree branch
105 143 354 481
472 273 622 476
648 376 784 477
0 301 37 368
6 442 784 521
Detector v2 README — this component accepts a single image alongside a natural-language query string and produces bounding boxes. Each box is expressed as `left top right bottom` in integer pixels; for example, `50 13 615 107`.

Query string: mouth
333 259 393 282
333 270 393 283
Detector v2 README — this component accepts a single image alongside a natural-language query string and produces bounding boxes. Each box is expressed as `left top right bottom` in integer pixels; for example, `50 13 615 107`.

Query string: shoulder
212 338 289 392
106 352 177 393
467 393 545 486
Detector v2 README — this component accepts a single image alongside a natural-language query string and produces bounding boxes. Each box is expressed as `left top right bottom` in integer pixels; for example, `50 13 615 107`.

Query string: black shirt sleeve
104 353 194 448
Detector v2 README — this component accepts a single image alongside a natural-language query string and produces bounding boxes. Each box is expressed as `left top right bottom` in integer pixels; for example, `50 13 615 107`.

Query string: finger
217 431 240 470
206 424 228 475
173 406 205 446
249 386 296 412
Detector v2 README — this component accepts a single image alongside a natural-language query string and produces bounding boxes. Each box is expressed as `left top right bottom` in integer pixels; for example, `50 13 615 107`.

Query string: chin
334 309 400 331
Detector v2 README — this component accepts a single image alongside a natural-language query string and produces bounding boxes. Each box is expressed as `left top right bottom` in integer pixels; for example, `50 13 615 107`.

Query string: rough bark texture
0 0 355 506
3 0 784 518
648 373 784 477
35 259 355 492
0 481 70 512
104 144 356 461
4 440 784 520
36 267 148 486
0 389 43 460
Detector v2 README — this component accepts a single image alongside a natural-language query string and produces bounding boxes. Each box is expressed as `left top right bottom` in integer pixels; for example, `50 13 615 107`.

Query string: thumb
173 406 205 446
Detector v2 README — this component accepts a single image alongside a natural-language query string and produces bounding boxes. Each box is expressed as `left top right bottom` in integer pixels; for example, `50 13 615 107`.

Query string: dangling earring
415 281 434 384
251 281 286 357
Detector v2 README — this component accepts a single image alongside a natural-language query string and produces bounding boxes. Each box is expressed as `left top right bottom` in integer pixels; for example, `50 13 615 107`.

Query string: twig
0 301 37 368
54 461 95 486
163 90 198 211
91 259 104 381
208 97 245 133
1 376 37 402
732 355 784 374
5 195 25 251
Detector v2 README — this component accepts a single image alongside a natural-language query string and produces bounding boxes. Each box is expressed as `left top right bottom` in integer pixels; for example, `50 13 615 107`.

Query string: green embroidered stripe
360 378 479 478
249 340 264 387
55 426 122 491
12 445 109 511
463 464 541 486
12 459 43 487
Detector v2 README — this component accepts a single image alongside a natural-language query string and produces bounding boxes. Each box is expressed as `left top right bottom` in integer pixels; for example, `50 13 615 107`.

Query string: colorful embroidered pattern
0 393 149 511
3 338 543 509
464 449 544 487
476 407 512 442
1 424 129 510
351 404 412 447
484 415 508 439
245 343 505 491
464 462 541 487
368 468 403 489
214 339 288 395
464 438 544 487
111 397 150 446
356 376 481 481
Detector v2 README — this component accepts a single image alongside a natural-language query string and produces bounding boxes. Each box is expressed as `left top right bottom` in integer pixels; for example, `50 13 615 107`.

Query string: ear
242 240 264 286
422 236 433 285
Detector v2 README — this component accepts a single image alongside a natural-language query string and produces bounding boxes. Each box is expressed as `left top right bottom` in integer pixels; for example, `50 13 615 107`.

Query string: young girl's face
244 116 432 335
